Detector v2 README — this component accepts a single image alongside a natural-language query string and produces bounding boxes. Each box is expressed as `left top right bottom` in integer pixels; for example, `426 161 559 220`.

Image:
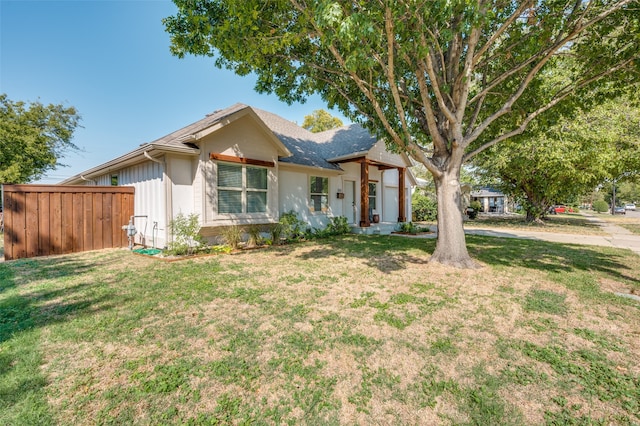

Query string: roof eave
59 144 199 184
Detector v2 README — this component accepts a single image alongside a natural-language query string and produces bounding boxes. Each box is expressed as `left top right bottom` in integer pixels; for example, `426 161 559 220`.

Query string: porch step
350 222 398 235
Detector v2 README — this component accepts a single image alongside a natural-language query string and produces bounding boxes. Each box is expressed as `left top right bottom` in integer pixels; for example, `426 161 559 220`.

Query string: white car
625 204 636 211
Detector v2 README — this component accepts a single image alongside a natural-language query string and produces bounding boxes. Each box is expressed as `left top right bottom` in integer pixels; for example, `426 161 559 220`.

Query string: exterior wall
167 156 195 217
198 116 281 228
367 141 407 168
278 169 341 230
113 161 167 248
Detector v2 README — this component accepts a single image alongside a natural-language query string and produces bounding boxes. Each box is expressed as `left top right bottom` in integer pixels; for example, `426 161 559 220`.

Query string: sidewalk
408 213 640 256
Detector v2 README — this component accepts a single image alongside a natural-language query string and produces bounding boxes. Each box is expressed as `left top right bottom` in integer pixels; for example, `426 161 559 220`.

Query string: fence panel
2 185 135 260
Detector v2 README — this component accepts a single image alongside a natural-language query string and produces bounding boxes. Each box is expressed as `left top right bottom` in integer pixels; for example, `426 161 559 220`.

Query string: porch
350 221 398 235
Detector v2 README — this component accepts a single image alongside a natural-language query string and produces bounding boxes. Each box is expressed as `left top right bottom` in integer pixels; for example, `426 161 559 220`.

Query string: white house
61 104 415 248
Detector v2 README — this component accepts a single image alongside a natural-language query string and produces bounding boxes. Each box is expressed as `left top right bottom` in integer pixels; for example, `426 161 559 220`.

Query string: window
309 176 329 213
111 175 118 186
368 182 377 211
217 163 267 214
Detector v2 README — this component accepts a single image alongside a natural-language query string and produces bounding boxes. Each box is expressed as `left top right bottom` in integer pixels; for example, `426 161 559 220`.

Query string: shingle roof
62 103 393 184
253 108 378 170
252 108 341 170
147 103 250 149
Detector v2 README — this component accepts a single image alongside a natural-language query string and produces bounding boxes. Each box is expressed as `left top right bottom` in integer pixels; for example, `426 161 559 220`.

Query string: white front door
343 180 356 224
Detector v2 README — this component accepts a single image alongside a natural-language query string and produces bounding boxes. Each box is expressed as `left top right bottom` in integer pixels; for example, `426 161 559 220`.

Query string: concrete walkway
464 213 640 255
405 213 640 256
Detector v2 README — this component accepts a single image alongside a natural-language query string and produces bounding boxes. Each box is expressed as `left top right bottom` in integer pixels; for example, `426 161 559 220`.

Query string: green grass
619 223 640 235
466 213 606 234
1 235 639 425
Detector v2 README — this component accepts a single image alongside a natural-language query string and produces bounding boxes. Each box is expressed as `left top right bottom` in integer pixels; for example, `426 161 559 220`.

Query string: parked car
625 203 636 211
614 206 626 215
550 205 566 214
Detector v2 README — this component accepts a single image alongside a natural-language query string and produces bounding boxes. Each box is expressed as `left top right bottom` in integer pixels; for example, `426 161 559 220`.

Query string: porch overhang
331 156 407 227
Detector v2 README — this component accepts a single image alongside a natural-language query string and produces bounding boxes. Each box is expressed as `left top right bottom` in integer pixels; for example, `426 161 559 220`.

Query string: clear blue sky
0 0 349 183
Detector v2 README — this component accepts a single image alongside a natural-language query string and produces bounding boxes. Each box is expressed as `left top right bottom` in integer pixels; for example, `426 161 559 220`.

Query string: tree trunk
430 170 479 269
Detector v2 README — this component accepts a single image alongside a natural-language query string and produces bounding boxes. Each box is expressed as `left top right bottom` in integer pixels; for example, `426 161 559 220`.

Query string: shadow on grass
292 234 639 284
0 256 121 421
466 235 639 284
294 235 433 273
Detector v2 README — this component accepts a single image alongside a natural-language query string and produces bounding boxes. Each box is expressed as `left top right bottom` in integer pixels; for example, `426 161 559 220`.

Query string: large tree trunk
430 169 479 269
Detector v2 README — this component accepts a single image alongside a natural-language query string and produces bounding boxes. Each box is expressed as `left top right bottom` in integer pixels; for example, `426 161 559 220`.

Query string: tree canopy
0 94 81 184
302 109 343 133
473 97 640 221
165 0 640 267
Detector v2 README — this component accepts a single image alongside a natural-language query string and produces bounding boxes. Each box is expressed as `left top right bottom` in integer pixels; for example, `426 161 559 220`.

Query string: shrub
167 213 204 256
467 200 483 219
412 193 437 221
221 225 242 249
326 216 351 235
593 200 609 213
269 223 283 245
246 225 262 247
279 210 306 240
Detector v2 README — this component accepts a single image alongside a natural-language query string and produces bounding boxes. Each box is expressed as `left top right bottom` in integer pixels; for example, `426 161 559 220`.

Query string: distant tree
302 109 343 133
616 182 640 204
474 97 640 222
0 94 81 184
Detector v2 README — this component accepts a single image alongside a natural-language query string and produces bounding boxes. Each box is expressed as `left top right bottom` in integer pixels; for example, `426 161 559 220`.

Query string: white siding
168 156 194 217
367 141 407 168
198 115 280 226
119 161 167 248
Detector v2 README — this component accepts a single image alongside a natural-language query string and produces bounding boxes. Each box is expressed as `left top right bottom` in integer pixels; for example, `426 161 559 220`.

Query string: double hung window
309 176 329 213
217 163 267 214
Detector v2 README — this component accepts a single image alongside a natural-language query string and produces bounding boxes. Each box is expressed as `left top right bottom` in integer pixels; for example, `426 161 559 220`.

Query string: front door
343 180 356 224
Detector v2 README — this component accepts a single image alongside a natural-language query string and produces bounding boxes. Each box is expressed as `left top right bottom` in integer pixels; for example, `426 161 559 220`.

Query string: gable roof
61 104 410 184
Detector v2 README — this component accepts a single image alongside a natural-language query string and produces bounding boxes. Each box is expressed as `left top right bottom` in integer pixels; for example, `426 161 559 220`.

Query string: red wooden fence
2 185 134 260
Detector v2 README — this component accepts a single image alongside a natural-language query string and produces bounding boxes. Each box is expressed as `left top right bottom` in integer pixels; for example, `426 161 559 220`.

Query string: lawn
465 213 607 235
1 235 639 425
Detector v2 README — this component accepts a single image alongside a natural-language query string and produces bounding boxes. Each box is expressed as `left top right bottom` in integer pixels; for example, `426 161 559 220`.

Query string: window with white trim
217 163 268 214
368 182 377 210
309 176 329 213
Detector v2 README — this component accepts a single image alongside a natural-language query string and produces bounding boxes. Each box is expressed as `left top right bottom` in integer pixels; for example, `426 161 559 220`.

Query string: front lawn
1 235 639 425
465 213 606 235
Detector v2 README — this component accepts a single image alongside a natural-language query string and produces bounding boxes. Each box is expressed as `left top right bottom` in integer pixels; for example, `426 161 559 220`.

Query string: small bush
269 223 283 245
246 225 262 247
412 193 437 221
467 200 483 219
326 216 350 235
279 210 306 240
167 213 204 256
221 225 242 249
593 200 609 213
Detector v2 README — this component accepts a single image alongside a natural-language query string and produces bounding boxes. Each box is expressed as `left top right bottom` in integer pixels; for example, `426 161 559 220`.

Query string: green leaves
0 94 80 184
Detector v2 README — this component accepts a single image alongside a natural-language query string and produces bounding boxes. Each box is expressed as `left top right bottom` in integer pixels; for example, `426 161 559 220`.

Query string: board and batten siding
93 161 167 248
199 115 280 226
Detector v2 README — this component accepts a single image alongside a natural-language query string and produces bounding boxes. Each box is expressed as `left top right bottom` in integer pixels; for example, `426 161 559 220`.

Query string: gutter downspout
80 175 97 184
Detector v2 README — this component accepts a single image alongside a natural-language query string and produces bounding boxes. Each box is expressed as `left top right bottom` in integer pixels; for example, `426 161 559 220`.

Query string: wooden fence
2 185 135 260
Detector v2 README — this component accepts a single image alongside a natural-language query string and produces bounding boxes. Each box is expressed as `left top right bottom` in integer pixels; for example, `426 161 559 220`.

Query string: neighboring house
470 187 510 214
61 104 415 248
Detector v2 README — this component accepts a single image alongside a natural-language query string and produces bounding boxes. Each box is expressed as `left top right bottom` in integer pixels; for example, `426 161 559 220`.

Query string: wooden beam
210 153 275 168
398 167 406 222
360 161 370 227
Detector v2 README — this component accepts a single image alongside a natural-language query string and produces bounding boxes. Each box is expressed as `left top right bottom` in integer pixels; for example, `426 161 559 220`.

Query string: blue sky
0 0 349 183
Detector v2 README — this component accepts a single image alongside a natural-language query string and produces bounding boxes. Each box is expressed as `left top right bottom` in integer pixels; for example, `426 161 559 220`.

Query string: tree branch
464 57 637 161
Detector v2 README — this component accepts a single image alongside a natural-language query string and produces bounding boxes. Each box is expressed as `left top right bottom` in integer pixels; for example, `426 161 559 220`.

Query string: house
61 104 415 247
470 187 510 214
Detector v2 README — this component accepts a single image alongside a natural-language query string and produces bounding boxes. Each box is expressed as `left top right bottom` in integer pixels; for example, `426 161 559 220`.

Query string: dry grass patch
1 236 639 425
